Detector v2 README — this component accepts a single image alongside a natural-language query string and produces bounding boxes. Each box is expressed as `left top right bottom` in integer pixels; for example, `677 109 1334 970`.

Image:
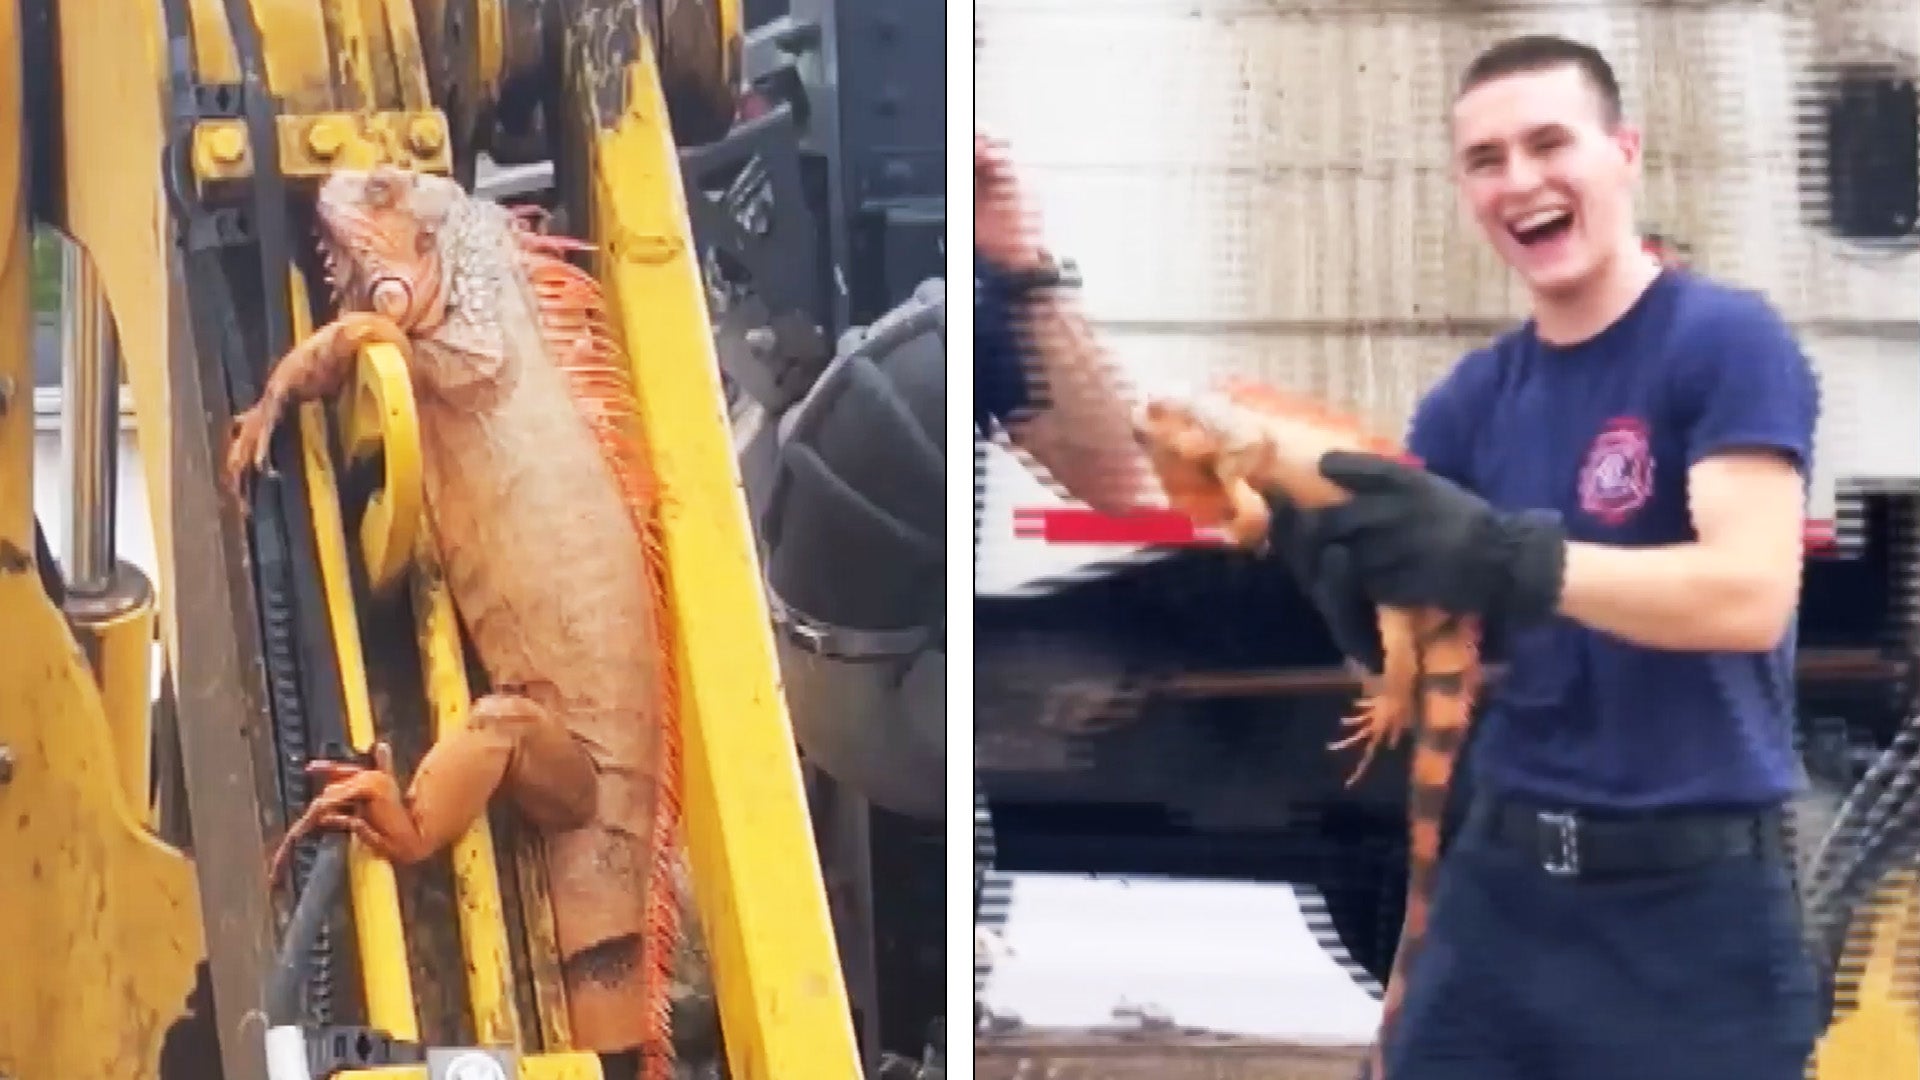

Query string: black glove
1264 489 1386 673
1312 451 1568 627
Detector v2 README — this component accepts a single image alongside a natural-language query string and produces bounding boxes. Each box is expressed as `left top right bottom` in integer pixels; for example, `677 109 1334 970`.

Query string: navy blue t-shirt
975 254 1033 436
1407 269 1820 812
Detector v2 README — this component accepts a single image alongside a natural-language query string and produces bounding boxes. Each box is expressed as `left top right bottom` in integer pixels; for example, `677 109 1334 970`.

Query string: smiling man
1271 34 1824 1080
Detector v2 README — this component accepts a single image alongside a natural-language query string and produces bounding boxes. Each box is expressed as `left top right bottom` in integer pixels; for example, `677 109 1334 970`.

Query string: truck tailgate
975 872 1379 1078
977 1034 1366 1080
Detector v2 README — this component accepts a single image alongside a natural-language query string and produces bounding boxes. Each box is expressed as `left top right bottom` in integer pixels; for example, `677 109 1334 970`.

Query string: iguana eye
370 277 412 320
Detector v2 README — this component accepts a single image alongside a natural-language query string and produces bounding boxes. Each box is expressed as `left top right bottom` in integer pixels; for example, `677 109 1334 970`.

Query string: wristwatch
989 251 1083 301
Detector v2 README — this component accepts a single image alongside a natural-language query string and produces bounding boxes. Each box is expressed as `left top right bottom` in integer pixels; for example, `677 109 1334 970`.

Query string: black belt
1466 796 1787 880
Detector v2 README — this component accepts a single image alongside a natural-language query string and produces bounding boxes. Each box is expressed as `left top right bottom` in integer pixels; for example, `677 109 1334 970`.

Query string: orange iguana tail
513 221 685 1073
1135 378 1483 1078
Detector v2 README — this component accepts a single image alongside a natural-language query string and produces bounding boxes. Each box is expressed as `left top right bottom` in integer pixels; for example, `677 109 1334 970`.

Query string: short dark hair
1457 34 1623 125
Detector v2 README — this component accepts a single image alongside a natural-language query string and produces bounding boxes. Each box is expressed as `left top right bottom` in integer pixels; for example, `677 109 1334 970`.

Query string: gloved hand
1312 451 1568 627
1264 490 1386 673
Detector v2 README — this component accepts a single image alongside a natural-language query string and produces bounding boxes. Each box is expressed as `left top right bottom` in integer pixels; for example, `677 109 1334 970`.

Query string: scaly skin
226 167 684 1069
1135 378 1483 1080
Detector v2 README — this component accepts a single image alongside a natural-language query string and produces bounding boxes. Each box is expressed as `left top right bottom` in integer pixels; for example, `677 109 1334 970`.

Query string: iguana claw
224 397 285 513
1329 694 1412 788
267 741 423 885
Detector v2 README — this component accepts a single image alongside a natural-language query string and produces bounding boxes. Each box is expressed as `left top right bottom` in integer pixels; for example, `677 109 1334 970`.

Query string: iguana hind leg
267 688 597 882
1329 608 1420 787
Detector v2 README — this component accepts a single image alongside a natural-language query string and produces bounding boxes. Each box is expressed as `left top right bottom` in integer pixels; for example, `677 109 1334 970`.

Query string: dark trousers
1383 802 1823 1080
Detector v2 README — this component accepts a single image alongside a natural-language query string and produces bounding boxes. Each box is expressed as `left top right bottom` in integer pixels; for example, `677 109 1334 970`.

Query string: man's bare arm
1555 450 1806 652
1000 284 1159 517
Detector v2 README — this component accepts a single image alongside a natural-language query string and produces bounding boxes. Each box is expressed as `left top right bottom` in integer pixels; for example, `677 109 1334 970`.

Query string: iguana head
313 166 467 334
1134 379 1417 549
315 166 513 377
1132 390 1276 548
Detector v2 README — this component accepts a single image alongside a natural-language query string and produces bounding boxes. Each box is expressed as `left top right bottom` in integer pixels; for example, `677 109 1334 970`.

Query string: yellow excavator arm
0 1 861 1078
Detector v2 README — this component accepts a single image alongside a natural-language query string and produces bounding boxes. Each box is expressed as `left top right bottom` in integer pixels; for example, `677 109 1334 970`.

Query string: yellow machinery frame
0 2 209 1075
1810 867 1920 1076
3 0 860 1077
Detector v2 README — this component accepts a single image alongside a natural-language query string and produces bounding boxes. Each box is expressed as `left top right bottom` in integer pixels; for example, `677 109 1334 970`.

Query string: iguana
224 166 686 1070
1133 377 1483 1080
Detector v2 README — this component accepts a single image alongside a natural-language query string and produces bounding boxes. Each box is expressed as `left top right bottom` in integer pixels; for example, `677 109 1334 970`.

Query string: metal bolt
205 125 247 165
0 745 16 784
745 327 777 355
0 374 14 415
407 117 445 156
306 119 346 161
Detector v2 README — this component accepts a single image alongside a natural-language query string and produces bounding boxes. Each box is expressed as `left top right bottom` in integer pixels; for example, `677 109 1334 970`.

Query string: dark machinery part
713 4 946 1070
1796 495 1920 1020
266 836 345 1025
721 0 944 356
771 0 943 331
761 279 946 822
160 0 358 1024
758 281 946 1067
1799 722 1920 1031
682 101 834 415
261 822 435 1080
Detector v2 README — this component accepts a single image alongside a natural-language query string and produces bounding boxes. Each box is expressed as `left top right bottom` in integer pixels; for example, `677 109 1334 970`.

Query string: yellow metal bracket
62 566 162 828
715 0 742 71
338 341 423 596
571 20 862 1079
0 574 207 1080
1811 866 1920 1077
191 111 453 193
288 268 422 1039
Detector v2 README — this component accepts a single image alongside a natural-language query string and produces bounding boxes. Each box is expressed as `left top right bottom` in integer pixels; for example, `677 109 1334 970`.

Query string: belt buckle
1538 810 1581 877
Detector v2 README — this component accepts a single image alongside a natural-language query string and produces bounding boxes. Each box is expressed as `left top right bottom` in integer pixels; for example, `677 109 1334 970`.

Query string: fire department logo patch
1579 417 1655 525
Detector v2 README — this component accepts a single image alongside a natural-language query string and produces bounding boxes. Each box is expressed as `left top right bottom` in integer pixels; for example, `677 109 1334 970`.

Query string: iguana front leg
268 689 598 883
1329 608 1420 787
224 311 414 502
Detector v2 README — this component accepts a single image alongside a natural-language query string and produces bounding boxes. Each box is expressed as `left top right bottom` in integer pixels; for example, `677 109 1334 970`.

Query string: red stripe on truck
1012 507 1842 554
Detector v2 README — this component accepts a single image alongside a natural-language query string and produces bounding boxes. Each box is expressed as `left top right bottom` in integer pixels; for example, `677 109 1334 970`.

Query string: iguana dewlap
225 167 683 1065
1135 378 1484 1080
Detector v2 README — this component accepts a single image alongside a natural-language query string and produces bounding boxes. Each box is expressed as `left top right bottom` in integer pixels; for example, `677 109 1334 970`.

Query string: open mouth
1508 207 1575 249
